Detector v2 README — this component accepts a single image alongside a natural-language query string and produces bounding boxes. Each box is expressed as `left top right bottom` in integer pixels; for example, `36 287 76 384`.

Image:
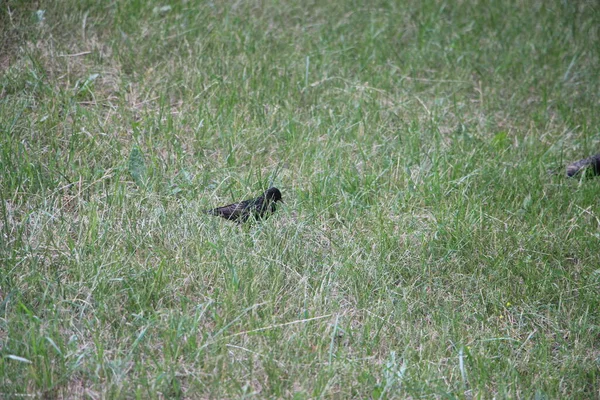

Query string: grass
1 0 599 398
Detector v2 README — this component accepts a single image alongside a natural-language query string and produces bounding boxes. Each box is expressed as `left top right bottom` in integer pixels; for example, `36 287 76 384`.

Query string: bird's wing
566 154 600 177
208 201 248 220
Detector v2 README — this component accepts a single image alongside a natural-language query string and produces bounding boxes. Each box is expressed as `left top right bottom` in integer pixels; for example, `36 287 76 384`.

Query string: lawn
1 0 599 398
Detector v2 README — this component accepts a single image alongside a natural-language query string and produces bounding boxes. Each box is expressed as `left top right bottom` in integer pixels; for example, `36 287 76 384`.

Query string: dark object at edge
207 187 283 223
566 154 600 177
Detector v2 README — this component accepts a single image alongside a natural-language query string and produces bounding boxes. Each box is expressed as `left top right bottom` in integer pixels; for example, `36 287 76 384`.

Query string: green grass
1 0 599 398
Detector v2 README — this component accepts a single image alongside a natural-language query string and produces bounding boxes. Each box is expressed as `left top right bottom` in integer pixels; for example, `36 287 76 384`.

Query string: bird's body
566 154 600 177
207 187 283 223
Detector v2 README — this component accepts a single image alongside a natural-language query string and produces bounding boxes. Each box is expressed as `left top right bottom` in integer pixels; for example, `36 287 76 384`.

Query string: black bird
207 187 283 223
566 154 600 177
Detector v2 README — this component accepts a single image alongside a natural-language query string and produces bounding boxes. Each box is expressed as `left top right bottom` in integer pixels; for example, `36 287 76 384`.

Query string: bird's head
265 187 283 202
